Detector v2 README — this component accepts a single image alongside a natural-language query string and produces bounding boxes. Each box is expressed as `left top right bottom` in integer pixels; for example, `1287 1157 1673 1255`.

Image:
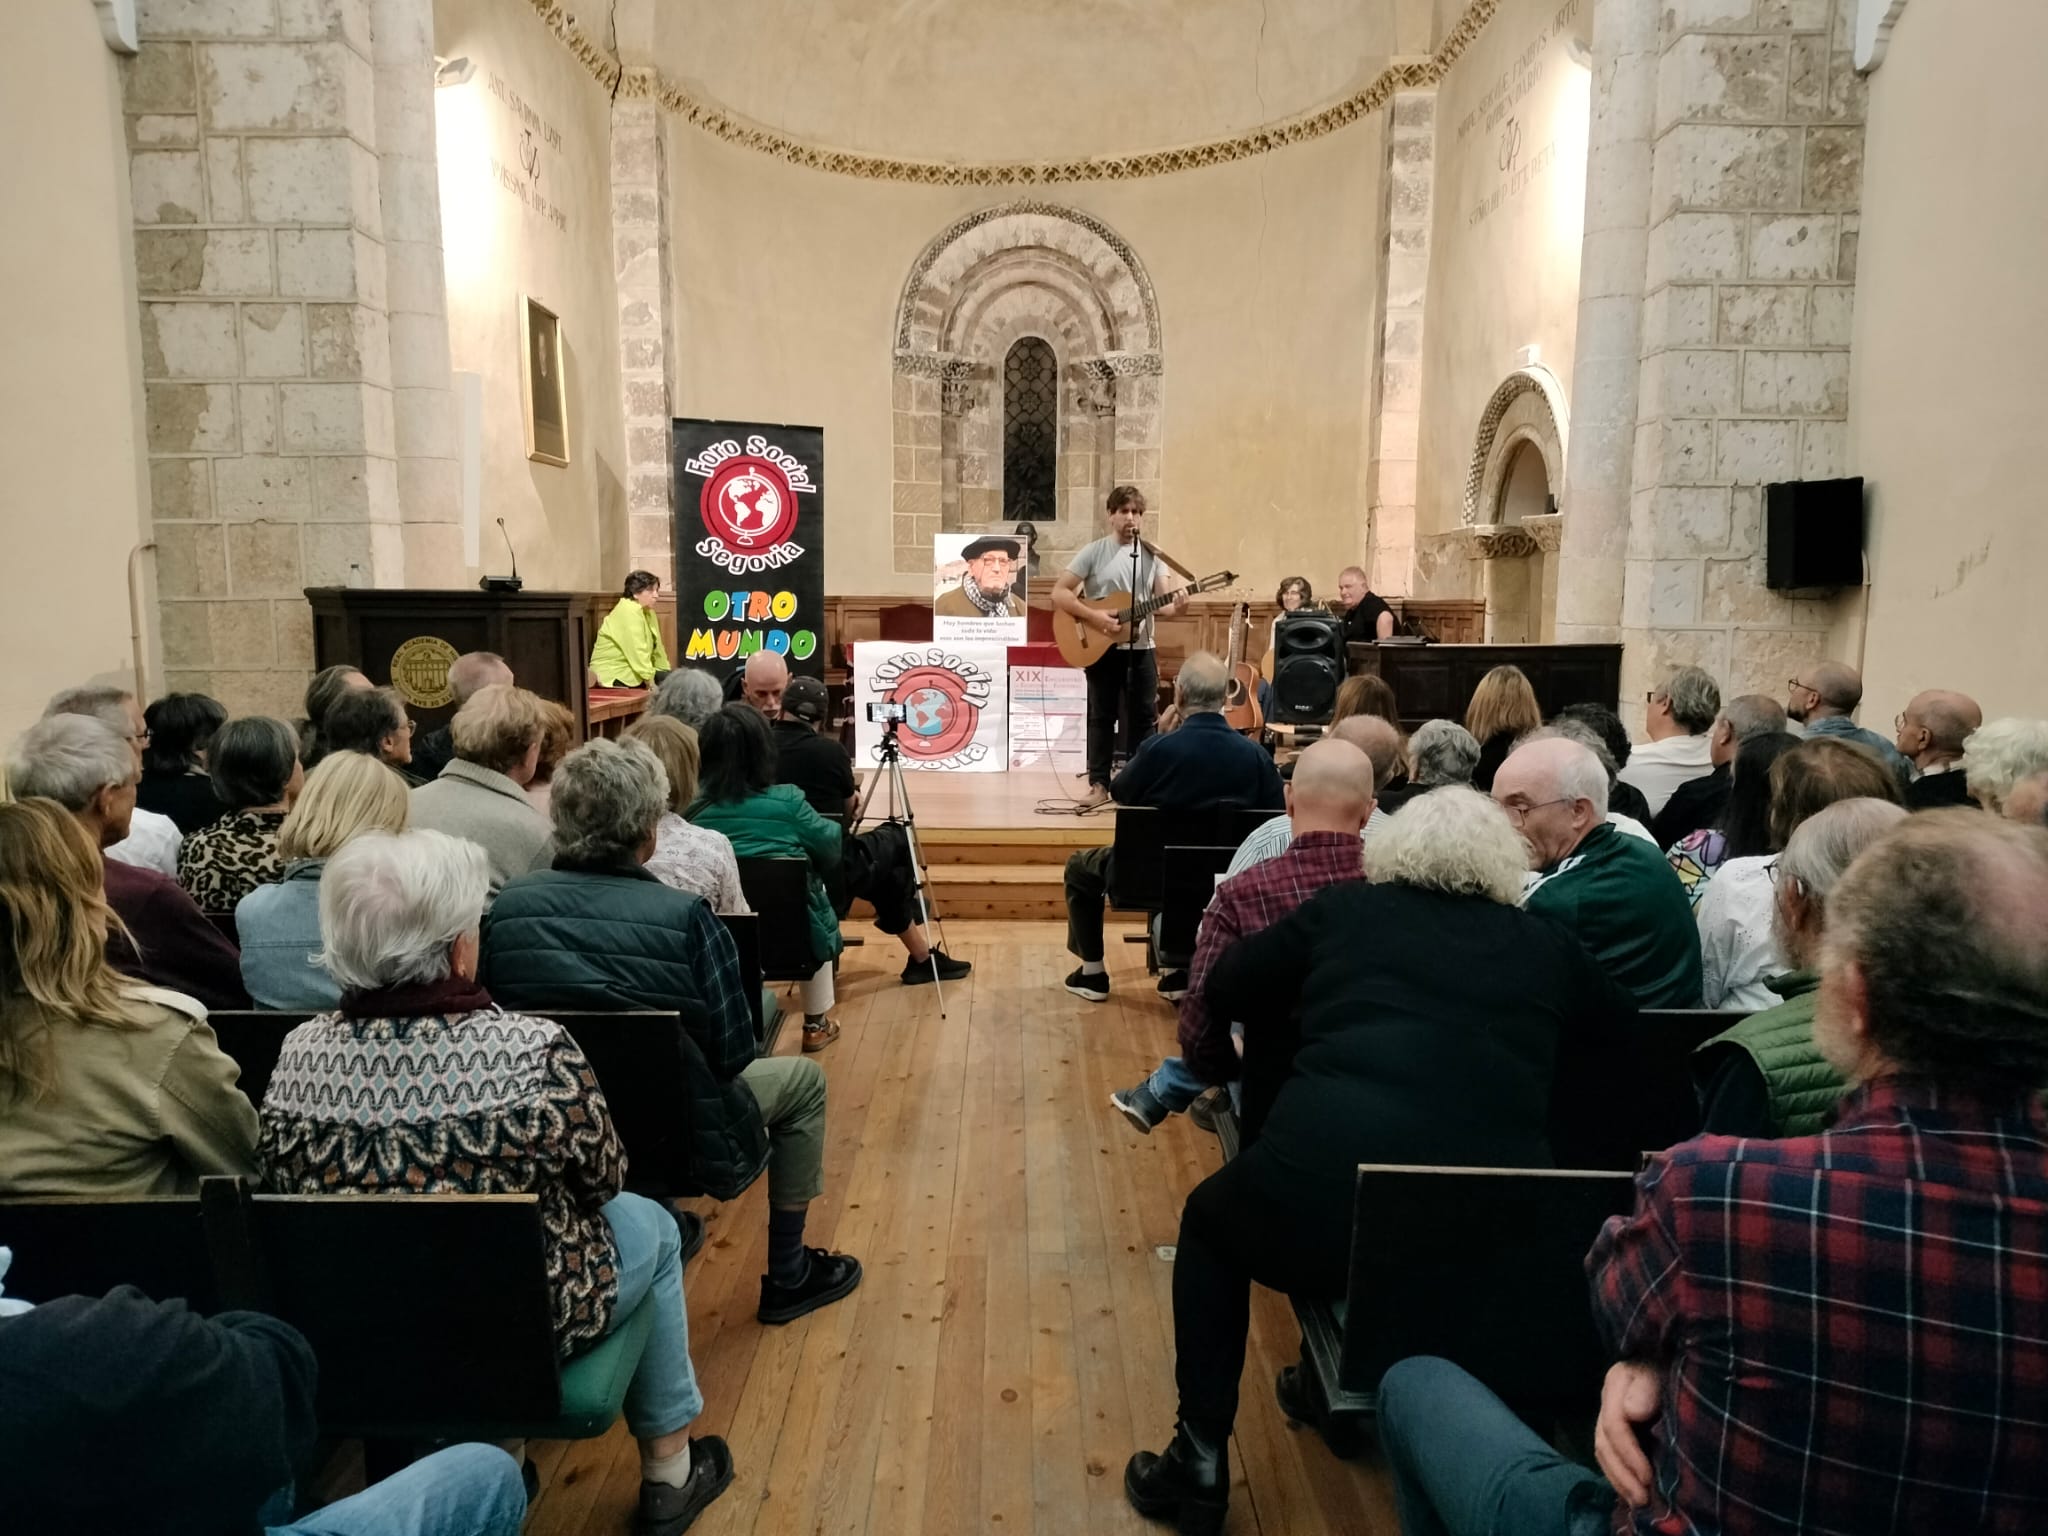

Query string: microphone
480 517 524 592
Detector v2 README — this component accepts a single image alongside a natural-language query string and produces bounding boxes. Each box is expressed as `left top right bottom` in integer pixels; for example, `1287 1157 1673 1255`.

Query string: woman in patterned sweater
175 716 301 911
258 828 733 1533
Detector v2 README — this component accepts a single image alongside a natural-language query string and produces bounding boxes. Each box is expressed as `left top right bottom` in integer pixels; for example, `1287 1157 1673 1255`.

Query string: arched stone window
1002 338 1060 524
1463 365 1569 643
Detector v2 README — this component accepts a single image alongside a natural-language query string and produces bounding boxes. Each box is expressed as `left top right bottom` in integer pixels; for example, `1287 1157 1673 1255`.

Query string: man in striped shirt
1376 811 2048 1536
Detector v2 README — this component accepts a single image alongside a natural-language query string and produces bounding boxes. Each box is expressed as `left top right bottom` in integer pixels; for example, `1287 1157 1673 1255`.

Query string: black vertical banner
670 419 826 678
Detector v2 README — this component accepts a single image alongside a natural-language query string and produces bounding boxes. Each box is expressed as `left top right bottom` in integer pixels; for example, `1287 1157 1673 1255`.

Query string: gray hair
650 669 725 731
1511 735 1610 815
1533 720 1618 782
1409 719 1480 786
1175 652 1228 716
1962 718 2048 811
1780 797 1908 900
43 685 133 734
208 716 299 809
316 829 490 991
1659 666 1722 735
6 716 135 810
1365 786 1528 906
448 651 511 703
1722 693 1788 743
550 737 667 863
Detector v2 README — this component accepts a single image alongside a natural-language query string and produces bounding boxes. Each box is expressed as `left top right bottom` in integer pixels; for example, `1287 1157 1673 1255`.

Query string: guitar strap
1135 538 1198 584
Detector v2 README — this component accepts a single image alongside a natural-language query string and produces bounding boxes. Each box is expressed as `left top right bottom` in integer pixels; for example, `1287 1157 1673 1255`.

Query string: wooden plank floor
515 918 1400 1536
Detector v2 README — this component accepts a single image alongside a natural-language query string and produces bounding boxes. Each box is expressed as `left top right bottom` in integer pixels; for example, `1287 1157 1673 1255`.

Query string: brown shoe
1077 783 1111 810
802 1017 840 1052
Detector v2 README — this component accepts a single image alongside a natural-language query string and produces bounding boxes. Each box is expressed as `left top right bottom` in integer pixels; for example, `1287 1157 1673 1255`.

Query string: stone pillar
1557 0 1658 643
127 0 401 718
1364 90 1435 595
370 0 461 582
1615 0 1865 716
612 88 675 587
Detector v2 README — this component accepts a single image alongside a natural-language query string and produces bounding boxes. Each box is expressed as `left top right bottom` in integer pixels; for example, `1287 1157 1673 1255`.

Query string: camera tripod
852 715 950 1016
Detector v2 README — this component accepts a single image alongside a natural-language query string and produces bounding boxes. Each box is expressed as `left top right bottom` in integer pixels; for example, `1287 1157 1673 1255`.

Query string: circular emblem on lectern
388 635 459 709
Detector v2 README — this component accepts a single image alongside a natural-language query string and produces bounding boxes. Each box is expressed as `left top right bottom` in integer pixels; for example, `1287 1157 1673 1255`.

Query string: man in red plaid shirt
1109 738 1373 1132
1376 811 2048 1536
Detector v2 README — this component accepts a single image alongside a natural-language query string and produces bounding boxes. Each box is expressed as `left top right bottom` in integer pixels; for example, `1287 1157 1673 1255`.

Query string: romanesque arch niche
888 201 1164 576
1464 366 1569 643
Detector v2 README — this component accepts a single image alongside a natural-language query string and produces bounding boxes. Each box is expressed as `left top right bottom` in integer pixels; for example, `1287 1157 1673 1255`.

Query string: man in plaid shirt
1109 739 1372 1132
1376 811 2048 1536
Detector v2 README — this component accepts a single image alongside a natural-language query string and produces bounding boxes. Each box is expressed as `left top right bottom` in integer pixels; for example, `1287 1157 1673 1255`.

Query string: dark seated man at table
1062 652 1283 1003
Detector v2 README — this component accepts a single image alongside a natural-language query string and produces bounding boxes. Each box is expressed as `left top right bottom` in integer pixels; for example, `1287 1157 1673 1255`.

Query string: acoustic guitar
1051 569 1238 670
1222 601 1265 735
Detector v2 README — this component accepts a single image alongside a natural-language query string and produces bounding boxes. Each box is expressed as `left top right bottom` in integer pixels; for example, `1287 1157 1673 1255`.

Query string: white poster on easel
932 532 1029 644
1008 663 1087 772
852 642 1009 772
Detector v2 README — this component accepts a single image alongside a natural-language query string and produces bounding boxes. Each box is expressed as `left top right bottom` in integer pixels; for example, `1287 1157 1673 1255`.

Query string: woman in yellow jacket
590 569 671 686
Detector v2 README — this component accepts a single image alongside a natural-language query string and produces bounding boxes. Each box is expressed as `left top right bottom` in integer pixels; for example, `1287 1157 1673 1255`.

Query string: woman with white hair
259 829 733 1529
1962 717 2048 815
1122 787 1637 1533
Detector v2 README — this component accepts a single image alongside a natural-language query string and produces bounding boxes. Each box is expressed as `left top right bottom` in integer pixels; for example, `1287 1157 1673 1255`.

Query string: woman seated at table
592 570 672 688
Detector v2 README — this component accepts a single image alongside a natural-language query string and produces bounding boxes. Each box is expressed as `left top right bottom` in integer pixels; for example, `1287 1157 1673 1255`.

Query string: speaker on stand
1270 612 1347 725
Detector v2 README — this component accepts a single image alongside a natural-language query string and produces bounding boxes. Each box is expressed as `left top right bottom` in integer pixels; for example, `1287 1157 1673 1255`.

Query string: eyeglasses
1497 796 1574 825
1765 862 1805 894
126 731 152 746
1788 678 1816 696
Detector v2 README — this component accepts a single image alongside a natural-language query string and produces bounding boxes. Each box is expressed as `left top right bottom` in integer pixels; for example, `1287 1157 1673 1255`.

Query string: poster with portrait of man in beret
932 532 1029 644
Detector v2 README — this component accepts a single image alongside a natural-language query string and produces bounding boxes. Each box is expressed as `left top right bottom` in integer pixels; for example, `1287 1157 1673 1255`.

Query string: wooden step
915 823 1112 866
846 860 1071 922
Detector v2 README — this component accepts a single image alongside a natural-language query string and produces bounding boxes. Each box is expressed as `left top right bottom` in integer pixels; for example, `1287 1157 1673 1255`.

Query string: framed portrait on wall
521 295 568 466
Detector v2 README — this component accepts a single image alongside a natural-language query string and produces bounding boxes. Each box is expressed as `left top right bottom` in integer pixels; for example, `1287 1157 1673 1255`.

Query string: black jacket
1651 763 1729 849
1111 711 1283 811
1904 768 1973 810
410 724 456 785
136 768 226 835
772 717 856 818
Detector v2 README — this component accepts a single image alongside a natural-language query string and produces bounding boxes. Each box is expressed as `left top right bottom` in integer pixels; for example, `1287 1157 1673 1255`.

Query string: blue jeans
602 1190 703 1440
266 1443 524 1535
1144 1055 1208 1112
1376 1357 1611 1536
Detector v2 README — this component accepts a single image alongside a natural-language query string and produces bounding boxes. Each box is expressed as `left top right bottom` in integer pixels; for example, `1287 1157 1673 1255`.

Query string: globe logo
715 471 781 545
901 687 954 738
700 455 799 558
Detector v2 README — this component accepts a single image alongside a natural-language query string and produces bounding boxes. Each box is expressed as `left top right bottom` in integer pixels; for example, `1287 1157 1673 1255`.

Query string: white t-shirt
1616 733 1716 819
1696 853 1784 1012
1066 535 1162 649
105 807 182 879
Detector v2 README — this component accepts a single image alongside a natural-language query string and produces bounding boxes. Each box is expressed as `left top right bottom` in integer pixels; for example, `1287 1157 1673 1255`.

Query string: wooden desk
1350 642 1624 731
585 687 650 739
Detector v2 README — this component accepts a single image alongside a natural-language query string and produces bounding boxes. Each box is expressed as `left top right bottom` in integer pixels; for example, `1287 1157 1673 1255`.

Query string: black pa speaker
1766 477 1863 590
1270 612 1347 725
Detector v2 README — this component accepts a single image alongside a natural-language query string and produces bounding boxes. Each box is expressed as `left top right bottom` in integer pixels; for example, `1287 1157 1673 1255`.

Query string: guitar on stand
1051 568 1238 670
1221 600 1265 735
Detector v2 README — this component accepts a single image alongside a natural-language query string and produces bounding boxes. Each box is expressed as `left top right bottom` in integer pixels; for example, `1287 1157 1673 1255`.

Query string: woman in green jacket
690 703 844 1050
590 570 671 687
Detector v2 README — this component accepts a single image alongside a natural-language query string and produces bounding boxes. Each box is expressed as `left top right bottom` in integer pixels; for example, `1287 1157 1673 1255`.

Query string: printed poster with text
670 419 825 678
852 643 1009 773
1008 664 1087 772
932 531 1029 645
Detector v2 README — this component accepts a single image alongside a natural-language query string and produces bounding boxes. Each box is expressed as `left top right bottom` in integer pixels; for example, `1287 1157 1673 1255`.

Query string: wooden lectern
1350 642 1625 731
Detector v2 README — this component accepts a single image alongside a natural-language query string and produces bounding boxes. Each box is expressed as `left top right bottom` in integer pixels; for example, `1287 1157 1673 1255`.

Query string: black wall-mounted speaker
1270 612 1347 724
1766 476 1864 590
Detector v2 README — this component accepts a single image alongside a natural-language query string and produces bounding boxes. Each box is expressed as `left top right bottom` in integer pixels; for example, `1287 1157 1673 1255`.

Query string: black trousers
839 823 920 935
1085 646 1158 788
1172 1145 1351 1437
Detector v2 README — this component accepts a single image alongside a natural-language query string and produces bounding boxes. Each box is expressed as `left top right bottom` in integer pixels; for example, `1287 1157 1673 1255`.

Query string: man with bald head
741 651 789 718
1111 738 1373 1132
1896 688 1983 809
1225 714 1402 877
1789 660 1910 783
1495 735 1701 1007
410 651 513 783
1651 692 1787 849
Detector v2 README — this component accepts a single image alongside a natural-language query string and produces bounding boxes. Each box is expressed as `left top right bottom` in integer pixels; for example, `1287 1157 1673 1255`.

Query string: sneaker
758 1247 864 1325
1077 783 1112 810
634 1435 735 1535
802 1017 840 1052
1187 1087 1227 1135
1111 1081 1168 1134
669 1206 707 1266
1064 966 1111 1002
902 948 972 985
1156 969 1190 1002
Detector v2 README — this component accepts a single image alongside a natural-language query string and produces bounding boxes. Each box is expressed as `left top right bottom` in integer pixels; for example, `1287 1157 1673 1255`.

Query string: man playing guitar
1051 486 1187 809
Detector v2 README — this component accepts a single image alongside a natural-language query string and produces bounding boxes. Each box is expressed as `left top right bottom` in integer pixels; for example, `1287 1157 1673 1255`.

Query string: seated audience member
1377 811 2048 1536
758 666 853 817
7 715 248 1008
592 569 672 688
649 667 726 733
1494 737 1702 1008
1694 797 1909 1136
1110 739 1372 1133
236 751 410 1010
1894 688 1982 809
137 691 227 833
2007 770 2048 827
1225 715 1399 877
1539 718 1658 844
320 686 418 783
295 663 371 769
0 797 257 1195
1650 693 1786 849
0 1288 526 1536
1667 729 1798 905
1698 737 1902 1011
1328 674 1413 801
1615 667 1720 819
1962 716 2048 816
1553 702 1656 830
523 698 576 818
485 739 863 1324
1404 718 1481 796
621 714 750 913
1124 788 1637 1532
688 705 854 1047
44 685 182 876
406 684 552 892
1464 664 1542 792
176 717 302 910
262 829 733 1527
1334 563 1395 643
409 650 513 783
1062 654 1284 1003
1788 659 1911 783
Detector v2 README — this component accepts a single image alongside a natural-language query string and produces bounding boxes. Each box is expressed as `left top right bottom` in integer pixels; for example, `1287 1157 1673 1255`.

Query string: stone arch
1464 365 1570 643
889 201 1164 575
1463 365 1570 528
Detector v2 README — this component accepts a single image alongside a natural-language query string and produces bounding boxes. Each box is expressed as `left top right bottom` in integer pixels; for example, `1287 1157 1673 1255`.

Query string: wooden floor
518 919 1399 1536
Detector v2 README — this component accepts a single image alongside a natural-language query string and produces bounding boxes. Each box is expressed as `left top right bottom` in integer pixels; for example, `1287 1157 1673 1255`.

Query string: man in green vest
1694 795 1910 1137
